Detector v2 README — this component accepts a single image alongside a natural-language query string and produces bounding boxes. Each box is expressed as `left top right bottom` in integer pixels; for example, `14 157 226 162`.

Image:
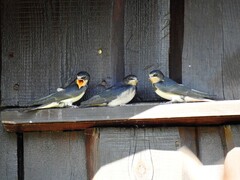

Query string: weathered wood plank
231 125 240 147
24 131 87 180
178 127 198 155
197 127 224 165
85 128 100 180
2 100 240 132
111 0 125 82
221 125 234 153
222 0 240 99
1 0 115 106
124 0 170 102
183 0 240 100
182 0 224 99
86 127 181 179
0 124 17 179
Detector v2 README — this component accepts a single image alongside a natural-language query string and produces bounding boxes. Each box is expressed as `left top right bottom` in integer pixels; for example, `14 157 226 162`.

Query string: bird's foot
57 87 64 92
70 105 79 108
165 100 181 104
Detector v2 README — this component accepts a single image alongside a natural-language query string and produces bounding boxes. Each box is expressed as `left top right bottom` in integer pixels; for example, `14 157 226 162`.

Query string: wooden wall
182 0 240 100
1 126 240 179
0 125 17 179
1 0 240 179
1 0 169 106
2 0 240 106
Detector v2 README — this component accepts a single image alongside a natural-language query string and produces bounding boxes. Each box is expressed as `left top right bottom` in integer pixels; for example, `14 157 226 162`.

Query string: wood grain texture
178 127 198 155
24 131 87 180
124 0 170 102
85 128 100 180
86 127 181 179
183 0 240 100
1 0 115 106
0 124 17 180
222 0 240 99
221 125 234 153
197 127 224 165
2 100 240 132
231 125 240 147
111 0 125 82
182 0 224 99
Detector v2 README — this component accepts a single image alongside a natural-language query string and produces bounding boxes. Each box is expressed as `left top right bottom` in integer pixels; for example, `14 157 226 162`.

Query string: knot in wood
135 161 147 176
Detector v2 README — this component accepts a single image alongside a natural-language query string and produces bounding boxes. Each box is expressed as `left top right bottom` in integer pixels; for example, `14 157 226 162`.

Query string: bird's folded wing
81 85 130 107
30 85 87 105
155 81 215 99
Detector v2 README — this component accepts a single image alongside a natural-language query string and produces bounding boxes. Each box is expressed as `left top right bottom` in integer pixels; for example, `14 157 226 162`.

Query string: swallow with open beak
80 75 138 107
149 70 215 103
29 71 90 110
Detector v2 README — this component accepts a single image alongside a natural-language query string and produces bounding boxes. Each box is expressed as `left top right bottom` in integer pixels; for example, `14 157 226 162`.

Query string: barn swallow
80 75 138 107
29 71 90 110
149 70 215 103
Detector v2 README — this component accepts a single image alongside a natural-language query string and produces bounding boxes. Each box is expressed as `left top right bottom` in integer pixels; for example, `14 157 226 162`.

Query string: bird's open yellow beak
76 79 85 89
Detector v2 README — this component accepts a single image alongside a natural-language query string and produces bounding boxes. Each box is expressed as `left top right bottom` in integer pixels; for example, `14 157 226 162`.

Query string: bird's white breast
155 88 184 102
108 87 136 107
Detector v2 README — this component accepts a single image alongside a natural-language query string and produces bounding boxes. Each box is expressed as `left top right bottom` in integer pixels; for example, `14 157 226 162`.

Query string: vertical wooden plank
1 0 115 106
111 0 125 82
231 125 240 147
124 0 170 101
0 124 17 179
1 0 62 106
24 131 87 180
197 127 224 165
85 128 100 180
178 127 198 156
221 125 234 153
86 127 181 179
182 0 224 99
222 0 240 99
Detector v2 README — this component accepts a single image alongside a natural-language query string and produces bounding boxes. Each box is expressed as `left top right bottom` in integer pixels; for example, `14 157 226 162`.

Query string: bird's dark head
123 75 138 86
76 71 90 89
149 70 164 83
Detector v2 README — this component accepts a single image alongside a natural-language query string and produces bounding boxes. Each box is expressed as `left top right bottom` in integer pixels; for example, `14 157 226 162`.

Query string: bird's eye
81 76 87 80
152 74 158 77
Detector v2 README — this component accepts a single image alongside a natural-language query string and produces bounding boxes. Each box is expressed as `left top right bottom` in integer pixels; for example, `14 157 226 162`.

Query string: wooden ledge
1 100 240 132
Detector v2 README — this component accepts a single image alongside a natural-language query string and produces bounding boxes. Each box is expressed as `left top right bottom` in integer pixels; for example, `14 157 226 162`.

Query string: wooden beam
1 100 240 132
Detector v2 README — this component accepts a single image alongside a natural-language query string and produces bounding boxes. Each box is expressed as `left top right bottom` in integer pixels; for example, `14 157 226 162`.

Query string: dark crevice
169 0 184 83
17 133 24 180
195 128 200 158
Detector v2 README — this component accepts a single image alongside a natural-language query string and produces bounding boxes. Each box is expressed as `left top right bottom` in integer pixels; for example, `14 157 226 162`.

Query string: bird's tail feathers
191 89 216 99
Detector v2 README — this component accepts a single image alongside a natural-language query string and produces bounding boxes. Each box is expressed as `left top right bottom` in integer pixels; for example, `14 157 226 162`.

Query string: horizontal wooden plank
1 100 240 132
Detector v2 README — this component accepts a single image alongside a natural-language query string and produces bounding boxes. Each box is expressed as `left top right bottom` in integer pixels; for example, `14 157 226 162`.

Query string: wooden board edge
2 115 240 133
